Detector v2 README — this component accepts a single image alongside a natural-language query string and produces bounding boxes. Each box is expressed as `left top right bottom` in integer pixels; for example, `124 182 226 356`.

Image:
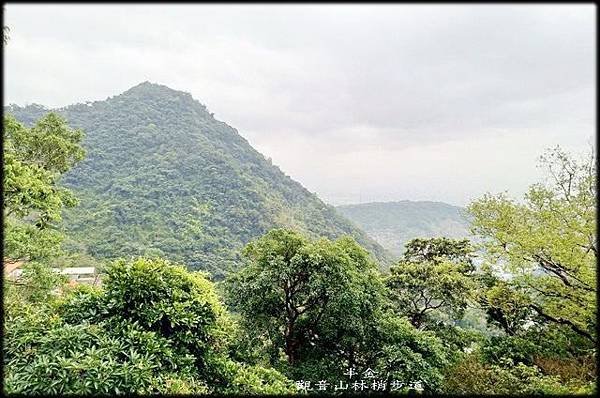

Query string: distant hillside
336 201 472 257
6 82 392 278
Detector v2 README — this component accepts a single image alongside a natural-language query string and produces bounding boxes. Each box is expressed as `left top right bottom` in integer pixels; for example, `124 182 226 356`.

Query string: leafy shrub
4 293 205 394
442 354 594 395
373 314 449 392
52 257 292 394
60 257 233 351
533 355 596 386
5 326 205 394
228 364 297 394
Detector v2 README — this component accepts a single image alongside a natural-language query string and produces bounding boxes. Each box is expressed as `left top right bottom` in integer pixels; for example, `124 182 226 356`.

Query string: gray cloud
4 4 595 206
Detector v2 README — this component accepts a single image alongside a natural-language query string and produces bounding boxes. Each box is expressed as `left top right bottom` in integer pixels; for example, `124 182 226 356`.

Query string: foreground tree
3 113 85 262
225 229 452 392
4 257 295 395
447 146 598 395
225 229 385 372
386 237 477 329
468 146 596 343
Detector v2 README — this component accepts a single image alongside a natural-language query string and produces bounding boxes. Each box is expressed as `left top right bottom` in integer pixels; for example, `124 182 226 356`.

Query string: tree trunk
285 318 298 365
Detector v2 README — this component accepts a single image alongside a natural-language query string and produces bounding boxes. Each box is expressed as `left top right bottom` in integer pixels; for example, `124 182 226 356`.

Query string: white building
4 262 100 286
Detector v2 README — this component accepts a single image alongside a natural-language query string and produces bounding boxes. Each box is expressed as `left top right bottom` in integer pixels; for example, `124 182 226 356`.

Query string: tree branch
529 303 595 343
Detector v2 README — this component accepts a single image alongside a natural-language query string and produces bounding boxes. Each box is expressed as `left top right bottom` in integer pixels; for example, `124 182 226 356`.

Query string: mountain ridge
336 200 472 256
6 82 393 277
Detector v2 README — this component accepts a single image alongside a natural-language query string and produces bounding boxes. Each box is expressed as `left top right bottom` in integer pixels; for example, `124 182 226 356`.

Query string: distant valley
337 200 472 257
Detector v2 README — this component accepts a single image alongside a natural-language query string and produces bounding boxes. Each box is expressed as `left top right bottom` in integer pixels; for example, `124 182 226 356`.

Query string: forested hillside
337 201 471 256
5 82 391 277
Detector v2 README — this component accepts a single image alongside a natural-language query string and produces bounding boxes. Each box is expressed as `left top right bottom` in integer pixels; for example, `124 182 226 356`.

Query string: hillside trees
2 105 594 395
443 146 598 394
2 112 293 395
5 83 392 278
336 201 471 256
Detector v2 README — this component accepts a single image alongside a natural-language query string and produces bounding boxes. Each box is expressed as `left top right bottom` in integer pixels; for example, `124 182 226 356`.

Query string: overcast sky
4 4 596 206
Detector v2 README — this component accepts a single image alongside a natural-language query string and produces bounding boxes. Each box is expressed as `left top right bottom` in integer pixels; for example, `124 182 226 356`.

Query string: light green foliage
468 146 596 342
3 300 207 395
3 221 64 261
6 112 85 174
386 238 477 328
5 83 391 278
227 365 297 395
3 113 84 261
3 259 209 395
58 257 237 389
12 261 68 303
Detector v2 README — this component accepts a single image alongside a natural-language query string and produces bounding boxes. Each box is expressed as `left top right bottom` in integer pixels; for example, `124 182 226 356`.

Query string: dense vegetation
337 201 471 256
3 104 596 394
5 83 391 278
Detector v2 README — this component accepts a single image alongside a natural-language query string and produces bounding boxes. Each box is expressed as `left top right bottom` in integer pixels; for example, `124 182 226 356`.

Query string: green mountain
6 82 391 277
336 201 472 257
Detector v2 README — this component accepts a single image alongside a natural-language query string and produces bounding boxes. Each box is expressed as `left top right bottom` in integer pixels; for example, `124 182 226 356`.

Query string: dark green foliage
337 200 471 257
480 324 595 367
372 315 449 392
225 229 451 391
425 320 486 362
57 257 237 389
6 83 391 278
386 238 477 329
224 229 385 370
476 273 535 336
4 257 295 395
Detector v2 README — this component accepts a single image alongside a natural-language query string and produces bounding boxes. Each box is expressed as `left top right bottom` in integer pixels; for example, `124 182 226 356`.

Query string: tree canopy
3 113 85 262
468 146 596 343
386 238 477 328
225 229 385 369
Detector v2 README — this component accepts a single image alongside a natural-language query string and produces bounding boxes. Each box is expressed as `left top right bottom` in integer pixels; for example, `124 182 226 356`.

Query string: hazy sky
4 4 596 206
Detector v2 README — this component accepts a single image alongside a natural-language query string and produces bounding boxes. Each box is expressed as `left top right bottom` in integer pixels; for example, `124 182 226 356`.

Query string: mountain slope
336 201 471 257
6 82 392 277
